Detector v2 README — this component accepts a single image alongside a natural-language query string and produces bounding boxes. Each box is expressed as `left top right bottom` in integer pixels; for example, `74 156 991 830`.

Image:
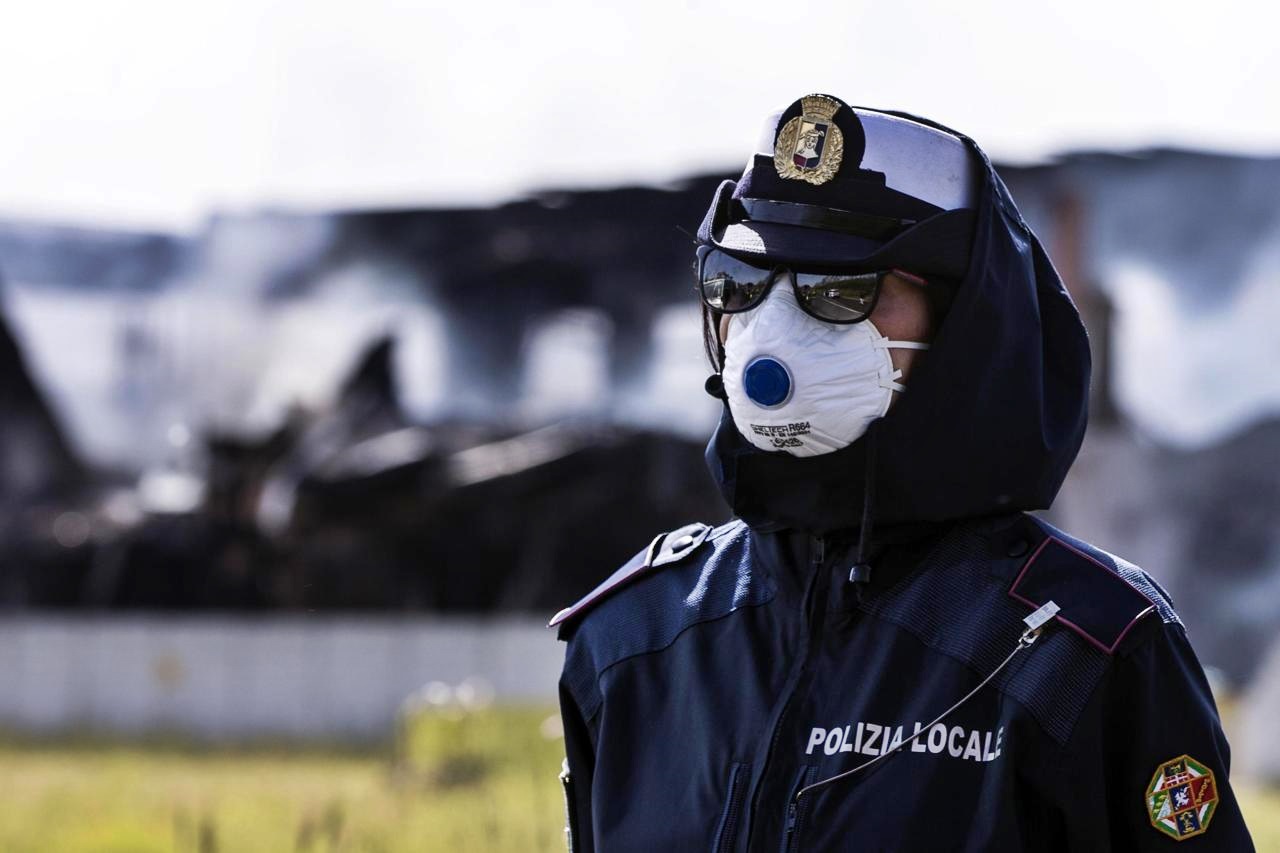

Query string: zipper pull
811 535 825 569
785 800 798 838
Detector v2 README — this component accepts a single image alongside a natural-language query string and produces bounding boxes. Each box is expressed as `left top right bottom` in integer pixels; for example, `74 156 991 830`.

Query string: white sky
1 0 1278 231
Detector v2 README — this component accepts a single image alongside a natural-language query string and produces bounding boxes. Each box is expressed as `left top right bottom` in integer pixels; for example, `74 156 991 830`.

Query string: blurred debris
0 279 83 502
0 268 92 609
0 307 725 609
0 158 1276 690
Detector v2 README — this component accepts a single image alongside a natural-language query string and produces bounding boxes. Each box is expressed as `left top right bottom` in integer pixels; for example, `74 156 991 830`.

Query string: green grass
0 706 1276 852
1238 786 1280 852
0 706 567 853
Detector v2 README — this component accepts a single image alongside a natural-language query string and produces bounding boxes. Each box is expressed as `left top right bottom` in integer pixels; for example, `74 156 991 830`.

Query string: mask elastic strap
875 340 930 393
879 369 907 393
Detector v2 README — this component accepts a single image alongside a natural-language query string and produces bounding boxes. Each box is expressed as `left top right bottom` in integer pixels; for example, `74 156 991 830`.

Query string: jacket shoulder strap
1008 534 1157 655
548 522 713 630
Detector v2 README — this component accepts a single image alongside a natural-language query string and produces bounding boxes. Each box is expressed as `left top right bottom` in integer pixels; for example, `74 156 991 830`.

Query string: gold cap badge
774 94 845 186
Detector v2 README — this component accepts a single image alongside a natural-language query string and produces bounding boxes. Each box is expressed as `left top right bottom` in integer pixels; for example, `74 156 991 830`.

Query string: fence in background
0 615 563 740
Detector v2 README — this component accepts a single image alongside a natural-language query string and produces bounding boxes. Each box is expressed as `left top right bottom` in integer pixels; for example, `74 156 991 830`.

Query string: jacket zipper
714 762 752 853
783 766 819 853
744 534 827 852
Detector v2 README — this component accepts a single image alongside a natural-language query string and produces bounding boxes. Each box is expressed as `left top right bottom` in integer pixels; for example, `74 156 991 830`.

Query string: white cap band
755 107 978 212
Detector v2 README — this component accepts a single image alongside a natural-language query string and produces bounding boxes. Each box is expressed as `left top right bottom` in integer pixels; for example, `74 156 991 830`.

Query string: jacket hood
704 108 1091 533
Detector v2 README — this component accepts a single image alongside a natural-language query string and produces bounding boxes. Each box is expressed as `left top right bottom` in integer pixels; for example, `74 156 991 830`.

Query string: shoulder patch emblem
1146 755 1219 841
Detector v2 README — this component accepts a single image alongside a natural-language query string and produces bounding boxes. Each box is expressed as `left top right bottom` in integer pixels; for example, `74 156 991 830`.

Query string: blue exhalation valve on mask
743 356 793 408
722 280 930 456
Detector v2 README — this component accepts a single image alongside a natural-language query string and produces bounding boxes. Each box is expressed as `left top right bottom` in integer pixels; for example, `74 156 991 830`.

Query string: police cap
696 93 981 279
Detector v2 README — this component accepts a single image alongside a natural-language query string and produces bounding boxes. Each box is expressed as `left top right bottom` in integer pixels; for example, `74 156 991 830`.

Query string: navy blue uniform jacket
550 112 1255 852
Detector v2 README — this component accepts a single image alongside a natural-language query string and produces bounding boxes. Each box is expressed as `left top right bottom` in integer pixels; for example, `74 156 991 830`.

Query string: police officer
550 94 1255 851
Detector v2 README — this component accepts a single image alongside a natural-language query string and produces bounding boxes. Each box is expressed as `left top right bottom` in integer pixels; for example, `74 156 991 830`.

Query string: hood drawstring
848 419 878 600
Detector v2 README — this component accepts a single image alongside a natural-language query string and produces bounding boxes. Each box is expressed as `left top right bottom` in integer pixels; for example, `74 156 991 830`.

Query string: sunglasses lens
699 251 772 312
794 272 881 322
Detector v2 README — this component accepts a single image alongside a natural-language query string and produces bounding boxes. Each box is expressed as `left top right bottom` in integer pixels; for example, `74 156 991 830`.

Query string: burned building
0 152 1276 687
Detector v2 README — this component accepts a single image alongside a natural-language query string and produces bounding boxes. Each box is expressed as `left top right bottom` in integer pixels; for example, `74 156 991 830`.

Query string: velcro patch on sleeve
1009 536 1156 654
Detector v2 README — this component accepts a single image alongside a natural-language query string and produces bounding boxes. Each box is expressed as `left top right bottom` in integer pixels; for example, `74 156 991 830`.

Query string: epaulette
1008 534 1157 655
547 522 713 631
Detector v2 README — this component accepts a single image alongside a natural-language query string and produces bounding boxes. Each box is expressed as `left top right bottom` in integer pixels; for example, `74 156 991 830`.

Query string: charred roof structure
0 152 1276 688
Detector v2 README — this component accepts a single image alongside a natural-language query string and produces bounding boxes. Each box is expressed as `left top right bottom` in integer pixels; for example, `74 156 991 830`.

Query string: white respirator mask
721 281 930 456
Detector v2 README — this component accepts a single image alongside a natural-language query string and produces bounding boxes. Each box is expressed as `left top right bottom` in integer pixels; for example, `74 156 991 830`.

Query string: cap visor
711 208 975 279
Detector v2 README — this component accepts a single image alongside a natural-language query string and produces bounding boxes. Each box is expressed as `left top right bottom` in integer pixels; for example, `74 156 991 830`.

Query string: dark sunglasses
695 245 926 325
